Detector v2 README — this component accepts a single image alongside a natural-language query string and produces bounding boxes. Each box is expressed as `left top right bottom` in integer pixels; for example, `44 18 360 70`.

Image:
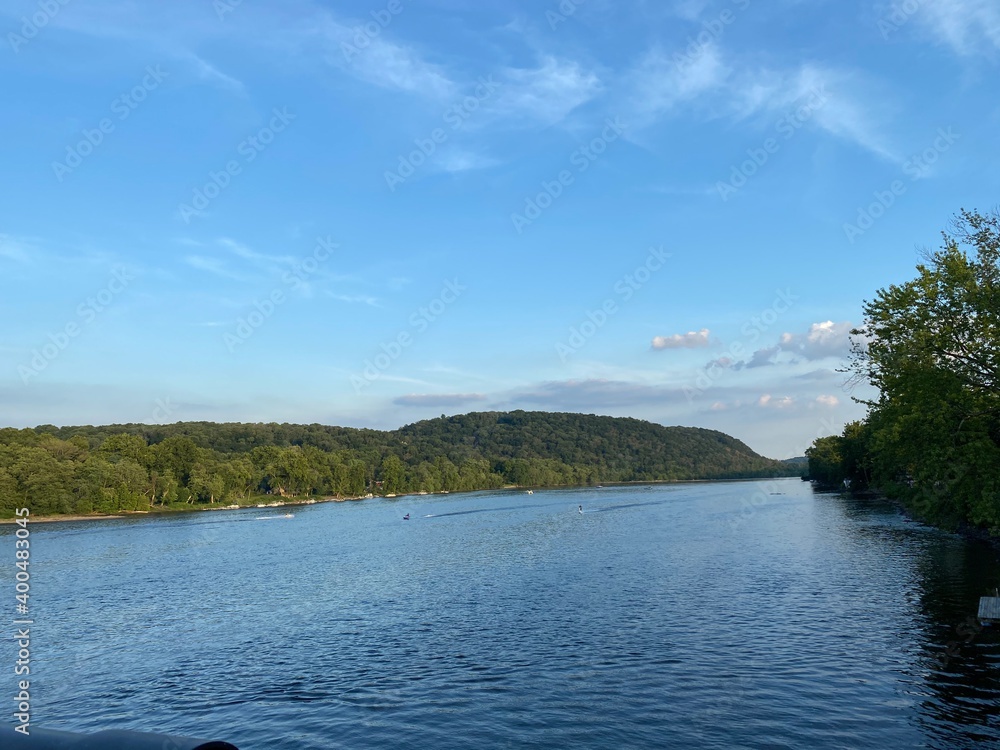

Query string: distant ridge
393 411 792 481
33 410 791 481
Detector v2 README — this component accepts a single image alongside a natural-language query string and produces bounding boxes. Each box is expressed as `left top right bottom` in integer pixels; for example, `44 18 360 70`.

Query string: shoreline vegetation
0 476 789 525
807 210 1000 542
0 410 800 521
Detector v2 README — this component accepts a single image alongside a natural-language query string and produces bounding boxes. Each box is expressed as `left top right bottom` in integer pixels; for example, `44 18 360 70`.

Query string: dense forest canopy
0 410 796 517
808 209 1000 535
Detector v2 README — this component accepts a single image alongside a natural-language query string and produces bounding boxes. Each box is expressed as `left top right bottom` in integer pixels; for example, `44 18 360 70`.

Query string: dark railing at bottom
0 726 238 749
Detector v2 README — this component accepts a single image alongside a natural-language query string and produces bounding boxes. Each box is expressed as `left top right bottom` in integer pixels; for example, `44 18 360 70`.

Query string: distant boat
403 513 410 520
526 490 533 495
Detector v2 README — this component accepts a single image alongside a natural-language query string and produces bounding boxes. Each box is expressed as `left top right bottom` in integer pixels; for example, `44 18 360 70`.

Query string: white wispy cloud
318 13 455 99
184 240 298 283
619 34 895 162
179 50 246 93
623 43 728 127
493 56 603 127
183 255 247 281
916 0 1000 55
208 238 347 298
732 64 897 162
7 2 247 95
652 328 711 350
35 0 451 99
367 373 430 386
218 238 294 266
326 292 380 307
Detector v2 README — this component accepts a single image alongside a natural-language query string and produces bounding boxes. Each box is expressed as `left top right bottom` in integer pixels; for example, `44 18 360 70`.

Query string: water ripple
2 481 998 749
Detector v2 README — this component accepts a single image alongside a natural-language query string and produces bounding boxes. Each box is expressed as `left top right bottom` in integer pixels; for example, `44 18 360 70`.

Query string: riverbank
0 513 128 524
0 494 360 525
0 475 797 525
812 480 1000 552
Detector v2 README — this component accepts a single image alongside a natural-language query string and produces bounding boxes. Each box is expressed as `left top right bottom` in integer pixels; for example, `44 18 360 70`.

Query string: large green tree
842 209 1000 530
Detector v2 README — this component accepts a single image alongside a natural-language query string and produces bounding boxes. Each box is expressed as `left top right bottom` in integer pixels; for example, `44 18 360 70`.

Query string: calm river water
2 478 999 749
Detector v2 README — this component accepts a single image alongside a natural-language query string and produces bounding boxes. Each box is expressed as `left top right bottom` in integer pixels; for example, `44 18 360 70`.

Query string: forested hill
393 411 787 481
0 411 796 517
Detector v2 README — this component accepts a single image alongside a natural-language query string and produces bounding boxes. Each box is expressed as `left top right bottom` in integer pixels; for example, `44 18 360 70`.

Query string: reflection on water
0 479 997 749
821 491 1000 748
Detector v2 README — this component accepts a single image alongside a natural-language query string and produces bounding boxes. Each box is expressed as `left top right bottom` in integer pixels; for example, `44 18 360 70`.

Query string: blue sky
2 0 998 458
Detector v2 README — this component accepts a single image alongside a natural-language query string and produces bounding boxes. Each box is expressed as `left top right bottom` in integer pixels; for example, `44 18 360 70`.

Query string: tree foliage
813 209 1000 533
0 411 796 517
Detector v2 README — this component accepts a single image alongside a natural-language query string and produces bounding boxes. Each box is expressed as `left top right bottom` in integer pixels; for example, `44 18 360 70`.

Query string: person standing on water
578 505 583 514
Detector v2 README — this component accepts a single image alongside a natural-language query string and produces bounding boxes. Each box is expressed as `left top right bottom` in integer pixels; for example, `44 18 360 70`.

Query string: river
2 478 998 748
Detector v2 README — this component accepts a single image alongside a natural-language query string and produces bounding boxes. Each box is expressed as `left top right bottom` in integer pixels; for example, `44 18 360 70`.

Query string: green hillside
394 411 790 481
0 410 795 517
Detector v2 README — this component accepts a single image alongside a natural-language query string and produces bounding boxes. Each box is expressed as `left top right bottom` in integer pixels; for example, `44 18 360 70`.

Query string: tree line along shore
0 410 798 519
808 209 1000 540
